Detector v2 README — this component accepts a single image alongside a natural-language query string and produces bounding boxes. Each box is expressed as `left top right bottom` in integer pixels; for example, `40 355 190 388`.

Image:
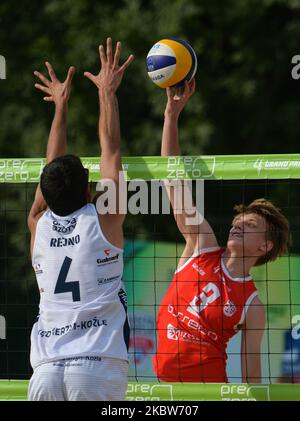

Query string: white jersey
30 203 129 369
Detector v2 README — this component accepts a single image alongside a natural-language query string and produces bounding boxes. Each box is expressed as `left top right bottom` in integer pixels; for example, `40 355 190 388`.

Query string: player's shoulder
27 208 48 234
249 294 264 307
195 246 224 260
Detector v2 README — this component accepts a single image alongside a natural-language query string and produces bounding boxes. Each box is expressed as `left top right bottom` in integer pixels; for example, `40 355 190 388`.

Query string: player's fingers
99 44 106 66
113 41 121 68
119 54 134 73
34 83 51 94
66 66 76 86
83 71 96 83
33 70 50 87
182 80 189 97
188 78 196 95
106 37 113 65
43 96 53 102
45 62 57 82
166 87 173 100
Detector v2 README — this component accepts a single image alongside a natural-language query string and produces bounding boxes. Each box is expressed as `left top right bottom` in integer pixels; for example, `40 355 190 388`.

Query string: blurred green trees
1 0 300 159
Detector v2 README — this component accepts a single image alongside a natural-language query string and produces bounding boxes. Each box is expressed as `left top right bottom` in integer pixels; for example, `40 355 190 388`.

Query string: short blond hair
233 198 291 266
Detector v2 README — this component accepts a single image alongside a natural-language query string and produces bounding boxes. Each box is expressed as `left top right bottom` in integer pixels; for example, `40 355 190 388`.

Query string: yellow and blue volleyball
146 38 197 88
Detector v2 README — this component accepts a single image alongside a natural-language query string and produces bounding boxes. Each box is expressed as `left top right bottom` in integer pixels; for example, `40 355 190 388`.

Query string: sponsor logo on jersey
52 217 77 235
167 323 208 345
34 263 43 275
168 304 218 341
97 275 120 285
167 324 180 341
50 235 80 247
104 248 111 256
118 288 128 307
192 262 206 276
213 265 220 273
97 253 119 266
223 300 236 317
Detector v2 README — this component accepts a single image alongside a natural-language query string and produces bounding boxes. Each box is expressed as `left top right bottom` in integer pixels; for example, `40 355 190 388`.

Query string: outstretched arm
241 296 265 383
28 63 75 240
161 81 218 263
84 38 134 247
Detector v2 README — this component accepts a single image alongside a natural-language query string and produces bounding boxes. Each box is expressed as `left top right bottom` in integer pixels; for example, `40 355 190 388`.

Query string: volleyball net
1 154 300 401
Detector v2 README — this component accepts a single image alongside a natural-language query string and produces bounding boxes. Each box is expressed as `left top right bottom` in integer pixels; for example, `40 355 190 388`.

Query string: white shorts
28 356 128 401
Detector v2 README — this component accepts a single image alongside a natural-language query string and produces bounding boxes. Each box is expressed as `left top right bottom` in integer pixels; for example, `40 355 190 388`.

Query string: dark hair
40 155 89 216
233 198 291 266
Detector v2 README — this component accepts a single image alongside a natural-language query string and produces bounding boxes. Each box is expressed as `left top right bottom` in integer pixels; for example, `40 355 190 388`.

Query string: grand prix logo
254 158 300 176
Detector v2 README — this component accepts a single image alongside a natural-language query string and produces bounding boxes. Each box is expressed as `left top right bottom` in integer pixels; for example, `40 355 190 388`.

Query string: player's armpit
97 213 124 249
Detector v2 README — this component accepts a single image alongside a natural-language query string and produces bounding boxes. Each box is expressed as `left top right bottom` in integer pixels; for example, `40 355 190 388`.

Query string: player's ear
259 240 273 255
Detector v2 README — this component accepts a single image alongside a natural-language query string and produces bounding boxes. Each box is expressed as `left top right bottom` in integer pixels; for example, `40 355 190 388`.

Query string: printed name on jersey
37 317 108 338
97 253 119 266
97 275 120 285
223 300 236 317
50 235 80 247
192 262 206 276
52 217 77 234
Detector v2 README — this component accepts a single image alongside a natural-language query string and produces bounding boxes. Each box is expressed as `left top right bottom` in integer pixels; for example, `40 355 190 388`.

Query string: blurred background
1 0 300 158
1 0 300 384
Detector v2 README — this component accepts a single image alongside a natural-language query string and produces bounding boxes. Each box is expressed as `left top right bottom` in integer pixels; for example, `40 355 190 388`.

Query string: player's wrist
164 109 180 122
54 99 68 112
98 87 116 99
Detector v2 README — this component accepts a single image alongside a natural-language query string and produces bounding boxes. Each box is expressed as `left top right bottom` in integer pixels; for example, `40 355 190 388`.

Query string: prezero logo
126 383 173 401
220 385 270 401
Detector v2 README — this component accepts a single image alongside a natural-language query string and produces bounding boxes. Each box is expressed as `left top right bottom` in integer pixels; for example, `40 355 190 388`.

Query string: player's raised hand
34 62 75 105
165 78 196 118
84 37 134 93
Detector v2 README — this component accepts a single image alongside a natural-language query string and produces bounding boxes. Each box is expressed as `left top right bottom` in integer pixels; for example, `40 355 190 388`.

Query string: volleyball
146 38 197 88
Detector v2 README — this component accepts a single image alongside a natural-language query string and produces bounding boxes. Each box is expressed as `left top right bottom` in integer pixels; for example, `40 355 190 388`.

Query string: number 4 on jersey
54 257 81 302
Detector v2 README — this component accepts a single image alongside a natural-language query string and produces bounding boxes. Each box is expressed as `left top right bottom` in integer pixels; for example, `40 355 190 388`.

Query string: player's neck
222 250 255 279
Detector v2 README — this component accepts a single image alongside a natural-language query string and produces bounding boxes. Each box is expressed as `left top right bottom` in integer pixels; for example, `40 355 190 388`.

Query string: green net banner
1 154 300 182
1 381 300 401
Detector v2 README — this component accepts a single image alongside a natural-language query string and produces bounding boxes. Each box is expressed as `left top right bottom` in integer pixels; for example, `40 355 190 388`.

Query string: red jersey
153 247 258 382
